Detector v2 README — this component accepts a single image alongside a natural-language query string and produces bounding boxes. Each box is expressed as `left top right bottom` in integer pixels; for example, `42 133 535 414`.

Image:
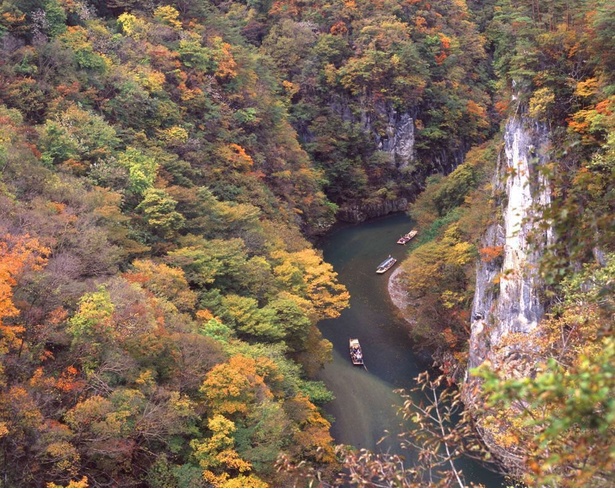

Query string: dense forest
0 0 613 487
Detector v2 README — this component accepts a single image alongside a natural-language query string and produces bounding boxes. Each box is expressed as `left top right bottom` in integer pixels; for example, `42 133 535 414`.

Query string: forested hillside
0 0 613 487
0 0 351 485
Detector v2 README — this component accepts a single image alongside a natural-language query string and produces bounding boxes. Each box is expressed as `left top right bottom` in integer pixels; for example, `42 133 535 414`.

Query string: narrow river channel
317 212 503 487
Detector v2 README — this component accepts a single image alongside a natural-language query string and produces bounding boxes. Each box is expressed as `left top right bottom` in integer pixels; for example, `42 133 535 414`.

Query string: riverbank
388 261 459 376
388 265 415 327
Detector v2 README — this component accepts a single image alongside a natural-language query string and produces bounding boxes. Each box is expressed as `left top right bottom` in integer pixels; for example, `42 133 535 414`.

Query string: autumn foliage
0 0 612 486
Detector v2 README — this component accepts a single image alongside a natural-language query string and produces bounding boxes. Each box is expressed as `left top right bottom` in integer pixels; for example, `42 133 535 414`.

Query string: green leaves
137 188 185 238
117 147 158 196
39 104 119 168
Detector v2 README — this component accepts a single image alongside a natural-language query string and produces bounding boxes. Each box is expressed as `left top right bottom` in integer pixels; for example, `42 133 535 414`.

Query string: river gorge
317 212 503 487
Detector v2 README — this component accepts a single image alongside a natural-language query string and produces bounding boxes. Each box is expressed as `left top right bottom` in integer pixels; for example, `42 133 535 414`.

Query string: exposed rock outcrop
331 97 417 169
466 116 552 372
336 198 408 223
373 109 416 169
459 114 554 475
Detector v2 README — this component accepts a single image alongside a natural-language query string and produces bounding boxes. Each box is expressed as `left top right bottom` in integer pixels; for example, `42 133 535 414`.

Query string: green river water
317 212 504 487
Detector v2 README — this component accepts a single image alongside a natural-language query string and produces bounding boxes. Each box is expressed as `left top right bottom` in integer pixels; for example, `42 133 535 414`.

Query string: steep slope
467 115 552 371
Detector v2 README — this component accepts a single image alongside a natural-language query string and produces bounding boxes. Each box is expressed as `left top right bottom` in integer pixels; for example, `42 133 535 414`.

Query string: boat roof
378 256 395 265
349 338 360 347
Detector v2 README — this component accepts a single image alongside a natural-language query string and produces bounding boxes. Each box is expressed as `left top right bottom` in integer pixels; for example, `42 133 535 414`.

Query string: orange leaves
147 45 181 73
330 21 348 36
212 37 238 81
126 259 192 294
55 366 85 393
434 52 447 65
595 98 614 115
438 32 452 50
0 234 49 354
466 100 490 130
494 99 510 116
435 33 453 65
270 1 301 18
414 15 428 33
285 394 335 463
441 327 458 348
218 143 254 172
479 245 504 263
568 96 614 144
466 99 486 117
1 11 26 29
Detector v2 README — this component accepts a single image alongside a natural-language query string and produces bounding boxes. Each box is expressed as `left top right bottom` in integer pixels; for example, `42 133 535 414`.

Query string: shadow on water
316 213 505 487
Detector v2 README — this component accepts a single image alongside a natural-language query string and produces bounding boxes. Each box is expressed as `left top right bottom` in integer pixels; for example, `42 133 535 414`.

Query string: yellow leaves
44 441 81 479
324 63 338 86
218 474 268 488
201 355 272 418
47 476 89 488
575 77 599 97
58 25 89 50
132 66 166 93
191 414 265 486
153 5 182 29
282 79 300 99
271 248 349 321
441 290 465 310
157 125 189 146
135 369 156 389
117 13 147 40
215 448 252 472
169 391 195 417
449 242 476 266
528 87 555 120
440 225 476 266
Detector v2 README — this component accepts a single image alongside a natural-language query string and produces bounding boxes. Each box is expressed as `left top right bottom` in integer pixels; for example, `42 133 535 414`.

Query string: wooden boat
376 255 397 274
397 229 418 245
349 338 364 365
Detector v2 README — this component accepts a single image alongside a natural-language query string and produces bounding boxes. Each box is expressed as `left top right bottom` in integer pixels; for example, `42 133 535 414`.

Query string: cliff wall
462 115 554 471
466 116 552 373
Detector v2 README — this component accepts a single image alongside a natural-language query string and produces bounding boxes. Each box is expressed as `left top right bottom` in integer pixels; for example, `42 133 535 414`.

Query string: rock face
330 101 415 222
466 116 552 372
331 97 417 169
336 197 408 223
461 115 554 473
374 110 416 169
